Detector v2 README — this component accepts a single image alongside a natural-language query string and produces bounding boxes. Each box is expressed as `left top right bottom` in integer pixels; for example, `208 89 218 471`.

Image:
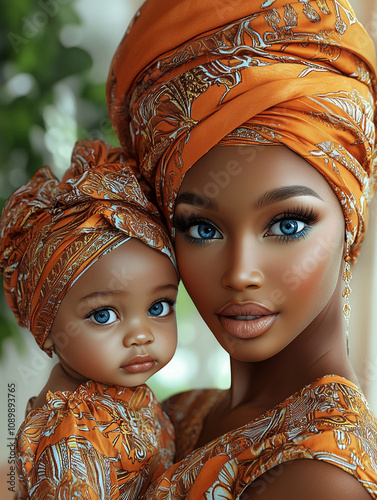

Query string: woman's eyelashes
264 207 319 242
175 207 319 244
265 219 311 242
174 214 222 244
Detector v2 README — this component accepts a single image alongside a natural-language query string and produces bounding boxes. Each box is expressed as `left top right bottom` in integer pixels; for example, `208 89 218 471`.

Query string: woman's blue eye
90 309 117 325
148 301 172 317
269 219 306 238
188 223 221 240
174 215 223 244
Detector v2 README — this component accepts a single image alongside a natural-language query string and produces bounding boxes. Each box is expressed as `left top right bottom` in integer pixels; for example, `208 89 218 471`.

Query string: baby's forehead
72 238 176 285
62 239 178 309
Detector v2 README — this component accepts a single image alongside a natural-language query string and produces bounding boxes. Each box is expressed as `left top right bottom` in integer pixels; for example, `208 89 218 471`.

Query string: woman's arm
241 460 372 500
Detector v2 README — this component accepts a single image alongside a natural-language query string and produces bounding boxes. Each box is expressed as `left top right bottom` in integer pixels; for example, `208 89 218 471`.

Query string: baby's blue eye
270 219 306 237
148 301 172 317
188 223 221 240
90 309 117 325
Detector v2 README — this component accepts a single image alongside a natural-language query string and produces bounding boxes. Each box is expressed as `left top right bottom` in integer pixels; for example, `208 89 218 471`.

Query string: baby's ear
43 335 54 350
42 335 55 358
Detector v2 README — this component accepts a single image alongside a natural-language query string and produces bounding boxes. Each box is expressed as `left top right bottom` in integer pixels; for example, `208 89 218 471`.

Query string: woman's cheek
177 254 205 294
276 235 343 311
176 245 214 306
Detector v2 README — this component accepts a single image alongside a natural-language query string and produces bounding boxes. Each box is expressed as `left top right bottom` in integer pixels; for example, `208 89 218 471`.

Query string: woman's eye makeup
148 299 176 317
174 214 222 244
264 207 319 242
86 308 118 325
175 207 318 244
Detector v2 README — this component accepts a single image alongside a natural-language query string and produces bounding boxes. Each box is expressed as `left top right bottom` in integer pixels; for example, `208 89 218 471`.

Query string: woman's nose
221 239 265 291
122 327 155 348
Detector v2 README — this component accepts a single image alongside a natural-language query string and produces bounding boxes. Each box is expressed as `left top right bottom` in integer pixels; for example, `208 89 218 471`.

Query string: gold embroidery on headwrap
107 0 377 262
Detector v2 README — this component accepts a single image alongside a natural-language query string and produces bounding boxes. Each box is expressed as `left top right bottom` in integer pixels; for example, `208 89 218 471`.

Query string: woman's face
174 145 346 362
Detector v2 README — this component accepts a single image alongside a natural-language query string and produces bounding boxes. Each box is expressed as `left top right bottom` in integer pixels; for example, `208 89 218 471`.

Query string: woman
107 0 377 497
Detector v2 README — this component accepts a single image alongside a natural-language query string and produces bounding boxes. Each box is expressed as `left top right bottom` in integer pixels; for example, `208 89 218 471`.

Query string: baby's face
48 238 178 387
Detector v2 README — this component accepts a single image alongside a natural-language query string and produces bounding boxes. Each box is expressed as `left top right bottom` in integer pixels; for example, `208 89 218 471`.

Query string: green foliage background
0 0 120 357
0 0 197 362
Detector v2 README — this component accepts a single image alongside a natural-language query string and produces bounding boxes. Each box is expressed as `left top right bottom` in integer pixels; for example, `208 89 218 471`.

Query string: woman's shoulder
238 374 377 498
150 375 377 498
240 374 377 480
289 373 377 436
275 373 376 432
240 459 373 500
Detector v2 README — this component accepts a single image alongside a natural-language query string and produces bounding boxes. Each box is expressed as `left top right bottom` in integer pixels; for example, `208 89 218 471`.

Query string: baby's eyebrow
149 283 179 294
253 185 323 210
80 290 126 302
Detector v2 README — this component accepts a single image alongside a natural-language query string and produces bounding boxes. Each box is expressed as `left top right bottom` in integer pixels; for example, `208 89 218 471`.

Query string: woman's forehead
178 145 335 199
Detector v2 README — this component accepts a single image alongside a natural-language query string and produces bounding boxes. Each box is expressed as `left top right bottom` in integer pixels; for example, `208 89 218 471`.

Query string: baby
0 140 178 499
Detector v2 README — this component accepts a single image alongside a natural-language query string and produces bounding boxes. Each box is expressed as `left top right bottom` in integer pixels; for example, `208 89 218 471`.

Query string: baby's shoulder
17 382 102 443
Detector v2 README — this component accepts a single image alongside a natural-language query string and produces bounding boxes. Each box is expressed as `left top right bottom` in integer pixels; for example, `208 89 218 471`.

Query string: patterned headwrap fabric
0 139 176 355
107 0 377 262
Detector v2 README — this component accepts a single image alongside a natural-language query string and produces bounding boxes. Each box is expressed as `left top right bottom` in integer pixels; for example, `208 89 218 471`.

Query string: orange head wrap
107 0 377 262
0 139 175 355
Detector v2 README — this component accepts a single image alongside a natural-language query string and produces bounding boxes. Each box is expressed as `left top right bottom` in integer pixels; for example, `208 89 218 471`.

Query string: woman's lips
121 355 156 374
217 302 278 339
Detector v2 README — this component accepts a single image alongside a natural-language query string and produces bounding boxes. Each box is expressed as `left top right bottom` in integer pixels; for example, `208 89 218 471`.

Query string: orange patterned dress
145 375 377 498
15 381 175 499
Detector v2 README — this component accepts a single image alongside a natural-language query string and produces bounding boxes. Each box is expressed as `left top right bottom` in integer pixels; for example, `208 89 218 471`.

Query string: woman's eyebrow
253 185 323 210
175 192 219 211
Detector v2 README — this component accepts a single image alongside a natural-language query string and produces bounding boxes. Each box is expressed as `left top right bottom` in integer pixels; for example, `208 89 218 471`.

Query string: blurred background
0 1 377 495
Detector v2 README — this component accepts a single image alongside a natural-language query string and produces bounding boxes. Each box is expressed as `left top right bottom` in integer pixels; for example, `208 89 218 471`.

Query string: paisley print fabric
107 0 377 262
15 382 175 499
145 375 377 498
0 139 175 354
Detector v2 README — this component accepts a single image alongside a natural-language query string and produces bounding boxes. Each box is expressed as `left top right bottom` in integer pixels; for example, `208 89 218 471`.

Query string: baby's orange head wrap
107 0 377 262
0 139 175 355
